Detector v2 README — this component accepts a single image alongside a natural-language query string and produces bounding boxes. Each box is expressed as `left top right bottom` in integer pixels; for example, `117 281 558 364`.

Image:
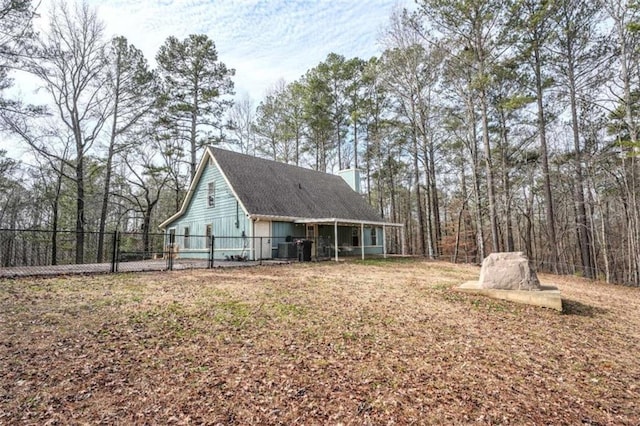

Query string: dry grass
1 258 639 425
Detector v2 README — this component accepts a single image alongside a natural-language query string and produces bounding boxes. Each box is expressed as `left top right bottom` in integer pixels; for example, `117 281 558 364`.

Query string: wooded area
1 0 640 285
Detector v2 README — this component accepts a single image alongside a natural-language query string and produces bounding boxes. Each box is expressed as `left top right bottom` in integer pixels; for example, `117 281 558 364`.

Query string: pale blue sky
3 1 414 161
82 0 414 99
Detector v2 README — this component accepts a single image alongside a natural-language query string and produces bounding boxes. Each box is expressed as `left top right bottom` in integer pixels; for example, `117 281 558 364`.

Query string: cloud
82 0 414 99
2 0 415 160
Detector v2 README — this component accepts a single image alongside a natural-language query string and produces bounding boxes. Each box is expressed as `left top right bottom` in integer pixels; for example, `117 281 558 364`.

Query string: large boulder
479 252 541 291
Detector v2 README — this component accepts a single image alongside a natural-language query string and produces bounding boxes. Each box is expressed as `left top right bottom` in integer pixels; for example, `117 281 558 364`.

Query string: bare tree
600 0 640 284
115 138 171 253
0 0 39 119
97 36 158 262
25 1 110 264
417 0 507 254
510 0 561 272
227 93 255 155
550 0 605 278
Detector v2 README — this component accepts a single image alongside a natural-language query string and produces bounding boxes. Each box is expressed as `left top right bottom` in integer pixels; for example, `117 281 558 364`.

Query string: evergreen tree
156 34 235 181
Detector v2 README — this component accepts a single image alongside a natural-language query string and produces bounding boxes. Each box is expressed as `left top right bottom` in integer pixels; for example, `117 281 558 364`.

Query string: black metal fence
0 229 333 278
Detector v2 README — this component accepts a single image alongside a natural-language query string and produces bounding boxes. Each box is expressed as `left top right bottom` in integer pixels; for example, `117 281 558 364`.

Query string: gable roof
210 147 383 222
160 147 388 229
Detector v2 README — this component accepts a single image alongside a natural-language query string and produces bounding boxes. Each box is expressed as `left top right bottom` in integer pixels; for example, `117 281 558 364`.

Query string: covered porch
294 218 405 261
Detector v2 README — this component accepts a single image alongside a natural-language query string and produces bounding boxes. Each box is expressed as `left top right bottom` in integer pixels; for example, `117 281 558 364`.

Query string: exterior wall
164 159 251 259
337 169 361 193
162 156 386 260
272 221 304 240
271 222 304 258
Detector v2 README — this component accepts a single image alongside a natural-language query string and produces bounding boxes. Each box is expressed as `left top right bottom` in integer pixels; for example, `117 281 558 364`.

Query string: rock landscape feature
458 252 562 311
479 252 541 291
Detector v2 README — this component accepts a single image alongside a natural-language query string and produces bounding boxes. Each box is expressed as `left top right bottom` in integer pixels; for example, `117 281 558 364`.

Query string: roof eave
249 214 403 227
293 217 404 227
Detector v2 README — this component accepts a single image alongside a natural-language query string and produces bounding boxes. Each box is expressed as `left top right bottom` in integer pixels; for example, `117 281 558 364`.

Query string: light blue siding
163 157 385 260
272 222 304 241
164 159 251 259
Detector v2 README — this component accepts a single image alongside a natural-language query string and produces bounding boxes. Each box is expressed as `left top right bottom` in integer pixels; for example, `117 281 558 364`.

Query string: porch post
334 220 339 262
361 223 365 260
383 225 387 259
251 220 255 261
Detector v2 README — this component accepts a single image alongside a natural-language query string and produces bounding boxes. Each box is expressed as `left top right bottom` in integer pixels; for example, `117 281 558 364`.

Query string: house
159 147 404 261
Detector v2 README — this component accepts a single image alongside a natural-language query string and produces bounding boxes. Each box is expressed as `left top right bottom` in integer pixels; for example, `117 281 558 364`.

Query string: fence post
167 242 174 271
110 230 119 273
209 235 215 268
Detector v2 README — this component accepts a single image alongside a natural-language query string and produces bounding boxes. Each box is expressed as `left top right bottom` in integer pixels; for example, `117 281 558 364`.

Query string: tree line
1 0 640 286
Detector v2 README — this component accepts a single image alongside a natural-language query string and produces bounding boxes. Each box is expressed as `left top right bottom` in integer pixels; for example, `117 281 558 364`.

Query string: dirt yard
1 258 639 425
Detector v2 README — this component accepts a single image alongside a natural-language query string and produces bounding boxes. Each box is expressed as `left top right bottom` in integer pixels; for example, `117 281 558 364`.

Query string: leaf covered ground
1 258 639 425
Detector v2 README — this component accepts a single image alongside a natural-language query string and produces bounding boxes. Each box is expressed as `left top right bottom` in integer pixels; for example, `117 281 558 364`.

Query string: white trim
383 225 387 259
334 221 339 262
361 223 365 260
247 214 403 228
157 148 405 233
251 219 255 261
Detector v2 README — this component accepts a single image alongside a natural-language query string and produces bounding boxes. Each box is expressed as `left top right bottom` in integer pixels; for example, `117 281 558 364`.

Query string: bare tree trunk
598 199 611 283
533 45 559 273
429 144 441 257
190 81 199 181
75 135 85 265
497 109 515 251
466 97 485 262
98 55 121 263
353 113 358 169
412 127 426 256
479 89 500 253
50 161 64 266
566 44 595 278
602 0 640 284
423 170 434 259
389 151 398 250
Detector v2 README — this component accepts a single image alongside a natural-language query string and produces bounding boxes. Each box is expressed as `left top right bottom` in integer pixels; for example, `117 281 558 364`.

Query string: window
370 227 377 246
306 225 315 240
352 228 359 247
184 227 190 249
206 224 213 248
207 182 215 208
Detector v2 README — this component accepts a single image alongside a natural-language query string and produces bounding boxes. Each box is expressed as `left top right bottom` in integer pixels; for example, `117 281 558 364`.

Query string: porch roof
250 214 404 228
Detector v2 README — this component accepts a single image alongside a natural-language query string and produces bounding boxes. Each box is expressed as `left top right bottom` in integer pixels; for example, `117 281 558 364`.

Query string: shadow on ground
561 298 607 317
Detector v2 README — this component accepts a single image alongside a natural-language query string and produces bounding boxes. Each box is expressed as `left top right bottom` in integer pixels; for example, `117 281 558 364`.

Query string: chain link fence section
0 229 116 277
0 229 296 278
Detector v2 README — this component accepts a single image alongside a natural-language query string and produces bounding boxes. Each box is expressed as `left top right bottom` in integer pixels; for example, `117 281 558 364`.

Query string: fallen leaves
1 259 639 424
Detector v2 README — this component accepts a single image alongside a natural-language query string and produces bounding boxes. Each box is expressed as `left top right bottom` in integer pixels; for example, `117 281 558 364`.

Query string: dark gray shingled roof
211 147 384 222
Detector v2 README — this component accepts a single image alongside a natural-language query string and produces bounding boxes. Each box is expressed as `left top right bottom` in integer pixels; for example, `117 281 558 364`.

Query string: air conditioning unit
278 242 295 258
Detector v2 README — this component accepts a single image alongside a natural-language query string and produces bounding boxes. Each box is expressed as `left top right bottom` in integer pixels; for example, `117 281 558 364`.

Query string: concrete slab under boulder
458 252 562 311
